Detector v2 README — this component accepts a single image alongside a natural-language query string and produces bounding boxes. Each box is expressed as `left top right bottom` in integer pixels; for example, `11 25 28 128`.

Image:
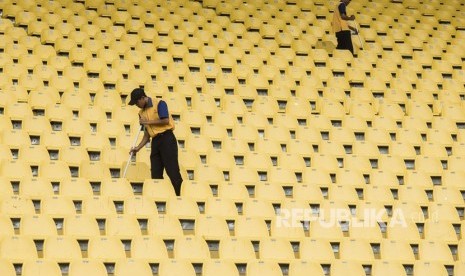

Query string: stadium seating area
1 0 465 275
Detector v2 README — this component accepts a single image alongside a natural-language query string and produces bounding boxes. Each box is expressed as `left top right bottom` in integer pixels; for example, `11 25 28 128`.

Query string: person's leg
150 137 164 179
336 31 354 54
345 31 354 55
336 32 344 50
159 131 183 196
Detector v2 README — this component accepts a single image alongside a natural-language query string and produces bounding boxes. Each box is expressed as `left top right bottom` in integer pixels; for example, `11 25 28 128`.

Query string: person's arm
139 117 169 126
339 3 355 21
130 130 150 154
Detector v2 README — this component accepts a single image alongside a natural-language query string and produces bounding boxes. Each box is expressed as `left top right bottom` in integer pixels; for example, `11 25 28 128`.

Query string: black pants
336 30 354 55
150 130 183 196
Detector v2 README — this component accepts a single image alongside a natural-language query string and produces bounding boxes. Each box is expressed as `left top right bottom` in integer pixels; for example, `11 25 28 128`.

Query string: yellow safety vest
139 98 175 138
332 2 350 33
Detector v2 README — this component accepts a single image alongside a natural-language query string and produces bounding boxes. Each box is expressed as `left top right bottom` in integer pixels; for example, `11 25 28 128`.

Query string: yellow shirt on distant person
332 2 350 33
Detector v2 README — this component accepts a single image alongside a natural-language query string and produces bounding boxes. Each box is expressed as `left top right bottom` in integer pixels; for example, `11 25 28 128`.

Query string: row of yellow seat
1 146 464 181
2 96 464 136
1 171 464 200
1 188 464 222
0 213 464 244
1 234 465 274
3 257 460 276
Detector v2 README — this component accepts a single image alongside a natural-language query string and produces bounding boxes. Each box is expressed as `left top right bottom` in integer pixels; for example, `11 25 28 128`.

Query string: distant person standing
332 0 357 54
128 88 183 196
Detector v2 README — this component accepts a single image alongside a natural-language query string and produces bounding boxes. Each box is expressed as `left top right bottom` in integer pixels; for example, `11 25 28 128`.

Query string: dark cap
128 88 146 105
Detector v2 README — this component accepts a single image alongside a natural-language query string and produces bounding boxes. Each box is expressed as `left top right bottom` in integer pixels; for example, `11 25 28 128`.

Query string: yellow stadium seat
21 260 62 276
443 171 465 187
246 260 283 276
397 186 429 205
158 259 196 276
455 262 465 276
81 196 117 217
166 196 199 217
192 164 225 183
403 171 433 188
413 261 450 276
288 260 325 276
195 215 230 239
309 153 340 172
20 214 58 237
173 235 210 261
299 239 335 262
270 216 306 240
0 213 14 237
234 216 269 240
205 149 236 172
121 196 157 216
43 236 82 262
318 140 352 158
68 260 108 276
372 260 409 276
39 129 66 150
328 184 360 203
331 260 367 276
98 178 132 199
87 236 126 260
377 155 406 175
380 239 415 262
64 214 100 238
1 195 35 215
428 202 463 222
414 155 444 175
339 239 375 262
227 166 258 184
218 182 249 201
255 181 287 201
114 259 153 276
292 182 325 201
148 215 183 238
131 235 169 260
79 161 112 181
0 259 16 276
424 220 458 242
39 160 73 182
258 237 295 262
5 40 28 59
58 146 89 168
433 186 463 205
2 160 34 180
106 215 142 238
0 236 38 262
391 201 426 225
242 198 276 220
40 196 77 216
242 152 272 172
203 259 239 276
220 236 256 263
419 240 455 263
101 147 128 170
6 101 33 120
18 177 54 198
142 178 176 200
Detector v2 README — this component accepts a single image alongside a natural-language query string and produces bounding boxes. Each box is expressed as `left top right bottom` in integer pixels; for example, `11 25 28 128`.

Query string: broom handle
354 21 364 50
122 125 143 178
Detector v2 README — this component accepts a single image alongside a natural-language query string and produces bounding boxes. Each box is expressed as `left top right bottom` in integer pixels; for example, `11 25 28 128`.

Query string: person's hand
130 147 139 155
139 118 148 125
350 15 355 20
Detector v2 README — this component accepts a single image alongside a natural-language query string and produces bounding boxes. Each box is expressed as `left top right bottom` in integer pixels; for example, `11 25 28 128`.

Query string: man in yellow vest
332 0 357 54
128 88 183 196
